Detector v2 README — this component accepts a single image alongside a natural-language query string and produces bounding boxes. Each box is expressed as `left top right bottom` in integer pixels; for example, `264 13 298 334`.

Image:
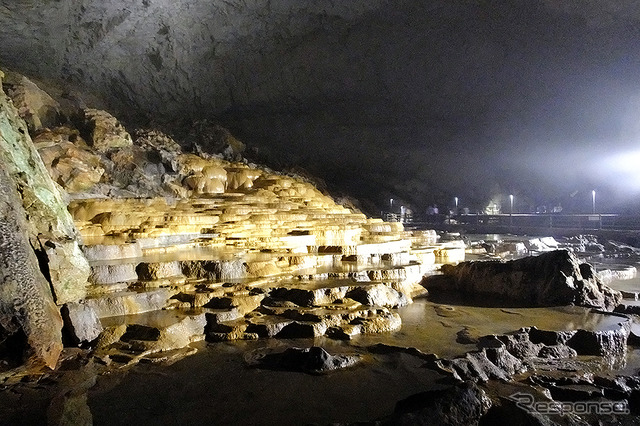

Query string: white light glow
601 150 640 193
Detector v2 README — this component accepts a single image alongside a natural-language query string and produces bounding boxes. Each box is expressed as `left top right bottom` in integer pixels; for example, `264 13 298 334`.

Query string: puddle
347 298 627 358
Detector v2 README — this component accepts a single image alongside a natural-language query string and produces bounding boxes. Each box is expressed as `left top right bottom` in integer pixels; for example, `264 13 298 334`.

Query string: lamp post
592 190 596 214
390 198 393 210
454 197 458 214
509 194 514 226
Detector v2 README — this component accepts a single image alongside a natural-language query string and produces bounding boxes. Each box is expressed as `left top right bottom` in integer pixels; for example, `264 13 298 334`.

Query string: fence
382 212 640 232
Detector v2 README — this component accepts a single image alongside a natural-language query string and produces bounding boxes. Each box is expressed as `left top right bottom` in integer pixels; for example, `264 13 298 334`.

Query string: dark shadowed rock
377 381 491 425
567 325 630 358
537 345 577 359
423 250 621 310
481 395 580 426
245 346 360 374
528 326 576 346
482 331 544 359
436 349 518 382
614 303 640 315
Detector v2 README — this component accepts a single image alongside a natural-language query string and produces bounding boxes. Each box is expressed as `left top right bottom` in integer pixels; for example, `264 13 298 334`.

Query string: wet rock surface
245 346 360 374
374 381 492 426
424 249 622 311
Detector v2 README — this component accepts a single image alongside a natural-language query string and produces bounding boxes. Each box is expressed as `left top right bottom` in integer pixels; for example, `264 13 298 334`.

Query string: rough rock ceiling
2 0 640 213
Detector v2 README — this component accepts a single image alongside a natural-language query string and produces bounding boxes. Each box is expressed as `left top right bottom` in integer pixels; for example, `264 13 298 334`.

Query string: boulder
346 283 409 308
62 302 103 344
424 249 621 310
377 381 492 425
491 331 544 359
136 261 183 280
482 393 573 426
537 344 578 359
2 72 60 132
245 346 360 374
436 348 521 382
33 127 104 193
567 325 630 358
119 311 206 353
42 239 91 304
81 108 132 152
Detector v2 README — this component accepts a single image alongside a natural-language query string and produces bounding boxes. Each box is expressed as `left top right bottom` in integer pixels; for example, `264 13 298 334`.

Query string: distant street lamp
592 190 596 214
509 194 514 226
454 197 459 212
390 198 394 210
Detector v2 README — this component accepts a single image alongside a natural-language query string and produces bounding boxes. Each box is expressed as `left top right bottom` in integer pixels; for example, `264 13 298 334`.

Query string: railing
384 212 640 232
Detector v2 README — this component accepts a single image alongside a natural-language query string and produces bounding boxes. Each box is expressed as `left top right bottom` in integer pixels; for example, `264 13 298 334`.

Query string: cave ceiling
2 0 640 213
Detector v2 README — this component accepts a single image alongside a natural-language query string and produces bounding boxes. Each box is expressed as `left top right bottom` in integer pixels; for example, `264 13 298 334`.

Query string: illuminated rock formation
0 69 450 368
0 70 90 369
424 249 622 310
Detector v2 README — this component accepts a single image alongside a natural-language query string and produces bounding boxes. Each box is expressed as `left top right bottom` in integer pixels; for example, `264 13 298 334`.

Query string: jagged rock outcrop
424 249 621 310
0 69 92 369
0 70 91 306
33 126 104 193
80 108 132 153
1 71 61 133
422 315 631 384
0 163 63 369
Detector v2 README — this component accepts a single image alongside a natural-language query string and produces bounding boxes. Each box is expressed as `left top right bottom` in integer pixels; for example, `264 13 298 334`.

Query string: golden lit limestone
82 108 133 152
34 127 104 193
14 88 457 365
226 167 262 191
184 164 227 194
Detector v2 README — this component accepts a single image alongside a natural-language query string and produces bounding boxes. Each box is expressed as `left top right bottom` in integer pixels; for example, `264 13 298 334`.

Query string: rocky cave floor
2 235 640 425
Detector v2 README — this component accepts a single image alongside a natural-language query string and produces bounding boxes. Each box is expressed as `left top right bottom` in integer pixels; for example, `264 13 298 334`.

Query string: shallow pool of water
347 297 628 358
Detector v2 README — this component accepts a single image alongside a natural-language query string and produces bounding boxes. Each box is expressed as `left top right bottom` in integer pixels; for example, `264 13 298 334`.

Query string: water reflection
348 298 627 359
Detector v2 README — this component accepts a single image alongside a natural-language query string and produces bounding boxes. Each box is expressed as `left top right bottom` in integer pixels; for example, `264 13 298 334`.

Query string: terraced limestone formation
65 169 449 365
14 85 453 367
